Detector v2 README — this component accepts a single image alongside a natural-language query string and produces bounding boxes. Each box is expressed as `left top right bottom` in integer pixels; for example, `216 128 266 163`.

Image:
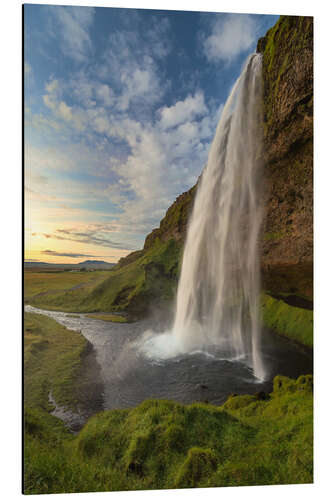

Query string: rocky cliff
86 16 313 338
257 16 313 300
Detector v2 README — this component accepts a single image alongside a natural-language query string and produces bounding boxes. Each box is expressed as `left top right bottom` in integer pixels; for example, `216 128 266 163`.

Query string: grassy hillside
25 239 182 317
24 270 112 312
24 374 313 494
24 312 89 411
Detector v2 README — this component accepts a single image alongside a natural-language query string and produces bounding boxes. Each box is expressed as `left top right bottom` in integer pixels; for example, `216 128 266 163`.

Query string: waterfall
140 54 266 381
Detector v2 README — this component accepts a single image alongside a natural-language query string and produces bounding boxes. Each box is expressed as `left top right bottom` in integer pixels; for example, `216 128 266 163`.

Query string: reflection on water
25 305 313 428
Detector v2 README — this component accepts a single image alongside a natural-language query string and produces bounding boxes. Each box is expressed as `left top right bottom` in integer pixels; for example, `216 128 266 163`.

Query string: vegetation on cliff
258 16 313 300
261 294 313 348
24 374 313 494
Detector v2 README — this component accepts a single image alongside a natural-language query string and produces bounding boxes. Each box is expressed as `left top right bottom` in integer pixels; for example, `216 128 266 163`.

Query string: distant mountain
24 260 115 270
78 260 114 266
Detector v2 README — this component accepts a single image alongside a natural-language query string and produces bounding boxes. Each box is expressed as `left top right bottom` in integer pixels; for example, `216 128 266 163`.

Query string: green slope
24 374 313 494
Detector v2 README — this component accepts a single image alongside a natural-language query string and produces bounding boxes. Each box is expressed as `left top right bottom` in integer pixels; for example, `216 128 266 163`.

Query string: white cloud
202 14 256 63
145 17 172 59
99 32 167 112
28 112 61 133
58 101 72 121
28 11 227 251
71 78 94 107
49 5 95 62
43 79 87 132
117 58 163 112
45 79 59 94
158 92 207 130
96 84 114 107
37 73 220 242
106 98 219 237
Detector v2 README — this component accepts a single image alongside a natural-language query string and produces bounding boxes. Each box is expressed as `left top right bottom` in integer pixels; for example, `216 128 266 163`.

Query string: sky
24 4 278 264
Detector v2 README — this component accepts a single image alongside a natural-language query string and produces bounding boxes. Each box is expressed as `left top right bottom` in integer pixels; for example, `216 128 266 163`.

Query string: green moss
174 447 218 488
24 406 70 442
224 394 258 411
124 431 155 474
273 374 313 395
24 374 313 493
263 231 284 241
260 16 313 139
160 424 184 452
261 293 313 347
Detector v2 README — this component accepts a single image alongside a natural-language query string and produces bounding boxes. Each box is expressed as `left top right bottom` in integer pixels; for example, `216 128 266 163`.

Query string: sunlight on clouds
25 6 277 263
158 92 208 130
203 14 257 63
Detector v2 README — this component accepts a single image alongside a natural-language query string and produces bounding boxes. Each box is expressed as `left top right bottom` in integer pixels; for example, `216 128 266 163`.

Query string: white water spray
141 54 266 381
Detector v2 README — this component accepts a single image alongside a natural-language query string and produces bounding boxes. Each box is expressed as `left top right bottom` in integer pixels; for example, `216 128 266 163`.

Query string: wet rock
258 16 313 300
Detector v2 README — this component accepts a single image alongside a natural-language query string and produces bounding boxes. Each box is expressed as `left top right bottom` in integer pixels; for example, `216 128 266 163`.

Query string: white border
1 1 332 499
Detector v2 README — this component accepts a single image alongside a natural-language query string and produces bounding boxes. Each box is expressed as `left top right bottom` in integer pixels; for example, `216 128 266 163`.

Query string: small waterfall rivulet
140 53 266 381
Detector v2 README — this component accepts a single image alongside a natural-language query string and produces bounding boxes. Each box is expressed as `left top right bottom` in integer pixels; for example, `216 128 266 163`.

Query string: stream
25 305 313 431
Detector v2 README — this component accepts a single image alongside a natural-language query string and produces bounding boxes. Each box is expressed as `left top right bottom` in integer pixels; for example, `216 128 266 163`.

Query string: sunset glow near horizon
24 4 278 264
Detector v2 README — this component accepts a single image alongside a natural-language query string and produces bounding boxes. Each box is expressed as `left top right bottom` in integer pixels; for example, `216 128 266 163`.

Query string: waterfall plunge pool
25 305 312 431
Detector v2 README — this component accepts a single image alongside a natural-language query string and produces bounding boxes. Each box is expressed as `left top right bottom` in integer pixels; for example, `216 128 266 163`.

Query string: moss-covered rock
257 16 313 300
261 293 313 347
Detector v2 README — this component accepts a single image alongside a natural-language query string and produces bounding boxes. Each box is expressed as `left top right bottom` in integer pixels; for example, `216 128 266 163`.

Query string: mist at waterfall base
140 53 267 381
25 304 312 430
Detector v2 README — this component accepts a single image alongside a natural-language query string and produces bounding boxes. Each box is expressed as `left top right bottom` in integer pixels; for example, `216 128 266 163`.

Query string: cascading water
140 53 266 381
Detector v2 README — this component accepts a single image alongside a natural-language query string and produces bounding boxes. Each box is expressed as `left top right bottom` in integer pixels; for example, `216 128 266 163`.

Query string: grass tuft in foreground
24 374 313 494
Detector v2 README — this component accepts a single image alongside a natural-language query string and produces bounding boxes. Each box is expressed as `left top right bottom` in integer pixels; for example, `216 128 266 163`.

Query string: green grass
78 238 181 316
261 293 313 347
24 270 113 312
24 374 313 494
24 312 89 411
24 240 179 316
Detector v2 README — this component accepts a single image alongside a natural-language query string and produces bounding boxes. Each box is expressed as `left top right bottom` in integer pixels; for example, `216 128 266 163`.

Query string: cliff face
88 15 313 321
257 16 313 300
144 184 197 250
134 15 314 301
